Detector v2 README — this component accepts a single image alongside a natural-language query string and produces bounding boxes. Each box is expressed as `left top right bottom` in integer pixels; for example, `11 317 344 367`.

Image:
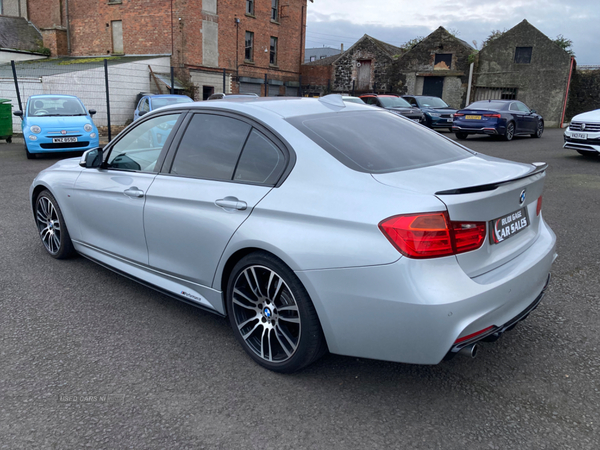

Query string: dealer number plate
571 132 587 140
490 207 529 244
466 115 482 120
52 137 78 143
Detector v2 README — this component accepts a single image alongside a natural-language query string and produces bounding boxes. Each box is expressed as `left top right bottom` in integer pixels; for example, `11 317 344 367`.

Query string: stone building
302 34 402 95
25 0 311 99
389 27 475 109
475 20 573 127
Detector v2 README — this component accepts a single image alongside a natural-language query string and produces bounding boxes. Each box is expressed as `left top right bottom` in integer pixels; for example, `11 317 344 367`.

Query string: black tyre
35 190 76 259
226 252 327 373
6 137 11 144
532 120 544 138
455 132 468 140
503 122 515 141
25 142 35 159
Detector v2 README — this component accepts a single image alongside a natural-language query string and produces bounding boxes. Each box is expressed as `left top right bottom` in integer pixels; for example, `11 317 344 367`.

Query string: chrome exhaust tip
457 343 479 358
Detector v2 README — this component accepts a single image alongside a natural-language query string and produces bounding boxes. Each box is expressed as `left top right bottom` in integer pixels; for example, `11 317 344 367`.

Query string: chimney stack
341 43 344 52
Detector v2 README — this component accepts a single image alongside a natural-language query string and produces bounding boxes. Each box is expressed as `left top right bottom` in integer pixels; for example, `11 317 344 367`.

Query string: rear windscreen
287 110 472 173
467 101 507 111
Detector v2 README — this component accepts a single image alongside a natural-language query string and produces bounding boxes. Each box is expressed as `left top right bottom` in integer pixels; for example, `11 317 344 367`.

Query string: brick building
301 34 402 95
25 0 310 98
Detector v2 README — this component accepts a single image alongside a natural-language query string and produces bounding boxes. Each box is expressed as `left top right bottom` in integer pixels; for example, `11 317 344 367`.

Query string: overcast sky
306 0 598 64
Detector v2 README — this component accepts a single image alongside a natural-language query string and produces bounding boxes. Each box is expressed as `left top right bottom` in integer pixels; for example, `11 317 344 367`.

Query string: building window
434 53 452 70
245 31 254 62
515 47 532 64
246 0 254 15
474 87 518 101
310 56 316 62
271 0 279 21
111 20 123 54
270 37 278 65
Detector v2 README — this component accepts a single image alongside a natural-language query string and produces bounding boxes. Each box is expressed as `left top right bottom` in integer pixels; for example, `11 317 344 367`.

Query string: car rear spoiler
435 162 548 195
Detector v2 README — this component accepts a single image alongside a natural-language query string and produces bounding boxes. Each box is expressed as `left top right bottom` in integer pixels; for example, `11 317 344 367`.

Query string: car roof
29 94 80 99
148 94 191 98
155 95 373 119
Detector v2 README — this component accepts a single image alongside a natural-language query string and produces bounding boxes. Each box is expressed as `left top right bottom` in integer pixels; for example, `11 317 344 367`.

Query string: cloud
306 0 600 63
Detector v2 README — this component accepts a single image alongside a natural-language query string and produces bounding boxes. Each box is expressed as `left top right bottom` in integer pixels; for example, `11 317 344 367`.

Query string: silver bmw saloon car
30 95 557 373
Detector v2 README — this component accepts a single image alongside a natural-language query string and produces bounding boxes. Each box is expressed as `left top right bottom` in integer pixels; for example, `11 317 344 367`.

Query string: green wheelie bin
0 99 13 143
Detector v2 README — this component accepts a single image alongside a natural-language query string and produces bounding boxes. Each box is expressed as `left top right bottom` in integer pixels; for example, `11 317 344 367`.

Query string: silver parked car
30 95 557 373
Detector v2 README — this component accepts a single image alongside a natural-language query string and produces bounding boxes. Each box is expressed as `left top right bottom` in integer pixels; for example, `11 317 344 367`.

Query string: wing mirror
88 109 97 116
79 148 103 168
13 110 23 118
530 109 536 114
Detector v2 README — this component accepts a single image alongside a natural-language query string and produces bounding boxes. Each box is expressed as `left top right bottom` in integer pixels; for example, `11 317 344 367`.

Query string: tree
481 29 506 48
553 34 575 57
400 36 425 51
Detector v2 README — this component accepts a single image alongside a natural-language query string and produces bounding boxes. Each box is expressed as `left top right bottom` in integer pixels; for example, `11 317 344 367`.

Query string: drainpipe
299 5 305 68
465 62 474 106
65 0 71 54
560 57 575 128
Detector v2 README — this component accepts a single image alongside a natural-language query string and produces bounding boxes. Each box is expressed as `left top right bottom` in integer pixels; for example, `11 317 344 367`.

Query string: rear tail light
483 113 502 118
453 113 465 117
379 212 486 259
536 196 543 216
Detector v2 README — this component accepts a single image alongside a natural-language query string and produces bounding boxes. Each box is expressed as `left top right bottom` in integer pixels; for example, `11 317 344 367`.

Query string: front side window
271 0 279 21
287 110 470 174
515 47 532 64
171 114 251 181
270 37 278 65
245 31 254 62
107 113 180 171
246 0 254 15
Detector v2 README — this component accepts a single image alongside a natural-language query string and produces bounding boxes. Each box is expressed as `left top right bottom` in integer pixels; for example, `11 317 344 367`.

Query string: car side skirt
73 240 225 315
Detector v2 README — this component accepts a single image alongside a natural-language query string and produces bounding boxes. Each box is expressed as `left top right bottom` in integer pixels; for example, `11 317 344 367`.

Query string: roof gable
399 26 474 60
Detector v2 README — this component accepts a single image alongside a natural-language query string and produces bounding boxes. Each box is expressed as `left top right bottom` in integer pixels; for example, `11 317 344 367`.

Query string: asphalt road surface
1 129 599 449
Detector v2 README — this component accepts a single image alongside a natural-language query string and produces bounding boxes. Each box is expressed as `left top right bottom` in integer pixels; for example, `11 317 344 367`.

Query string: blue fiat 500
14 94 99 159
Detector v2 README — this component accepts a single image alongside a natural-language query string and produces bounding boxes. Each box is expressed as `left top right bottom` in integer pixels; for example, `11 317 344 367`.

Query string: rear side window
171 114 251 180
234 130 286 184
287 110 471 173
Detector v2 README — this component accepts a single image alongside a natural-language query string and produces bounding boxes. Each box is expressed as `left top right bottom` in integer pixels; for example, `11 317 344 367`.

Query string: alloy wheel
36 196 61 254
231 265 301 363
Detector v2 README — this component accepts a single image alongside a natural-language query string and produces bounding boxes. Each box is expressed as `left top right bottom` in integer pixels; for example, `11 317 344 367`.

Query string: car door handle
124 187 144 198
215 197 247 211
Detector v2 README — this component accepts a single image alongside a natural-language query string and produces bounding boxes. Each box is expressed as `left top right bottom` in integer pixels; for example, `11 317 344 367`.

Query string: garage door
239 82 262 96
285 87 298 97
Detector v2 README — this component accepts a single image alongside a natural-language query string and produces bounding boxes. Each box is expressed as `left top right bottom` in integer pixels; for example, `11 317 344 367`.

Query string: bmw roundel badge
264 307 272 318
520 189 526 205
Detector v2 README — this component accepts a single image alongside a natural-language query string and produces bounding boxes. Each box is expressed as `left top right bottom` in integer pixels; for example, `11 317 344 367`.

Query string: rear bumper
453 124 506 135
296 218 557 365
444 273 550 359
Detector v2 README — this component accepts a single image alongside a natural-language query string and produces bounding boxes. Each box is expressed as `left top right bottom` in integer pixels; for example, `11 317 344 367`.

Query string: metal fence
2 57 307 142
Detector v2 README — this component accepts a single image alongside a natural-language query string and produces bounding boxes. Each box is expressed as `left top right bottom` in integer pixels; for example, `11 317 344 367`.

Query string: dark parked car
207 93 259 100
403 95 456 131
359 94 424 122
452 100 544 141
